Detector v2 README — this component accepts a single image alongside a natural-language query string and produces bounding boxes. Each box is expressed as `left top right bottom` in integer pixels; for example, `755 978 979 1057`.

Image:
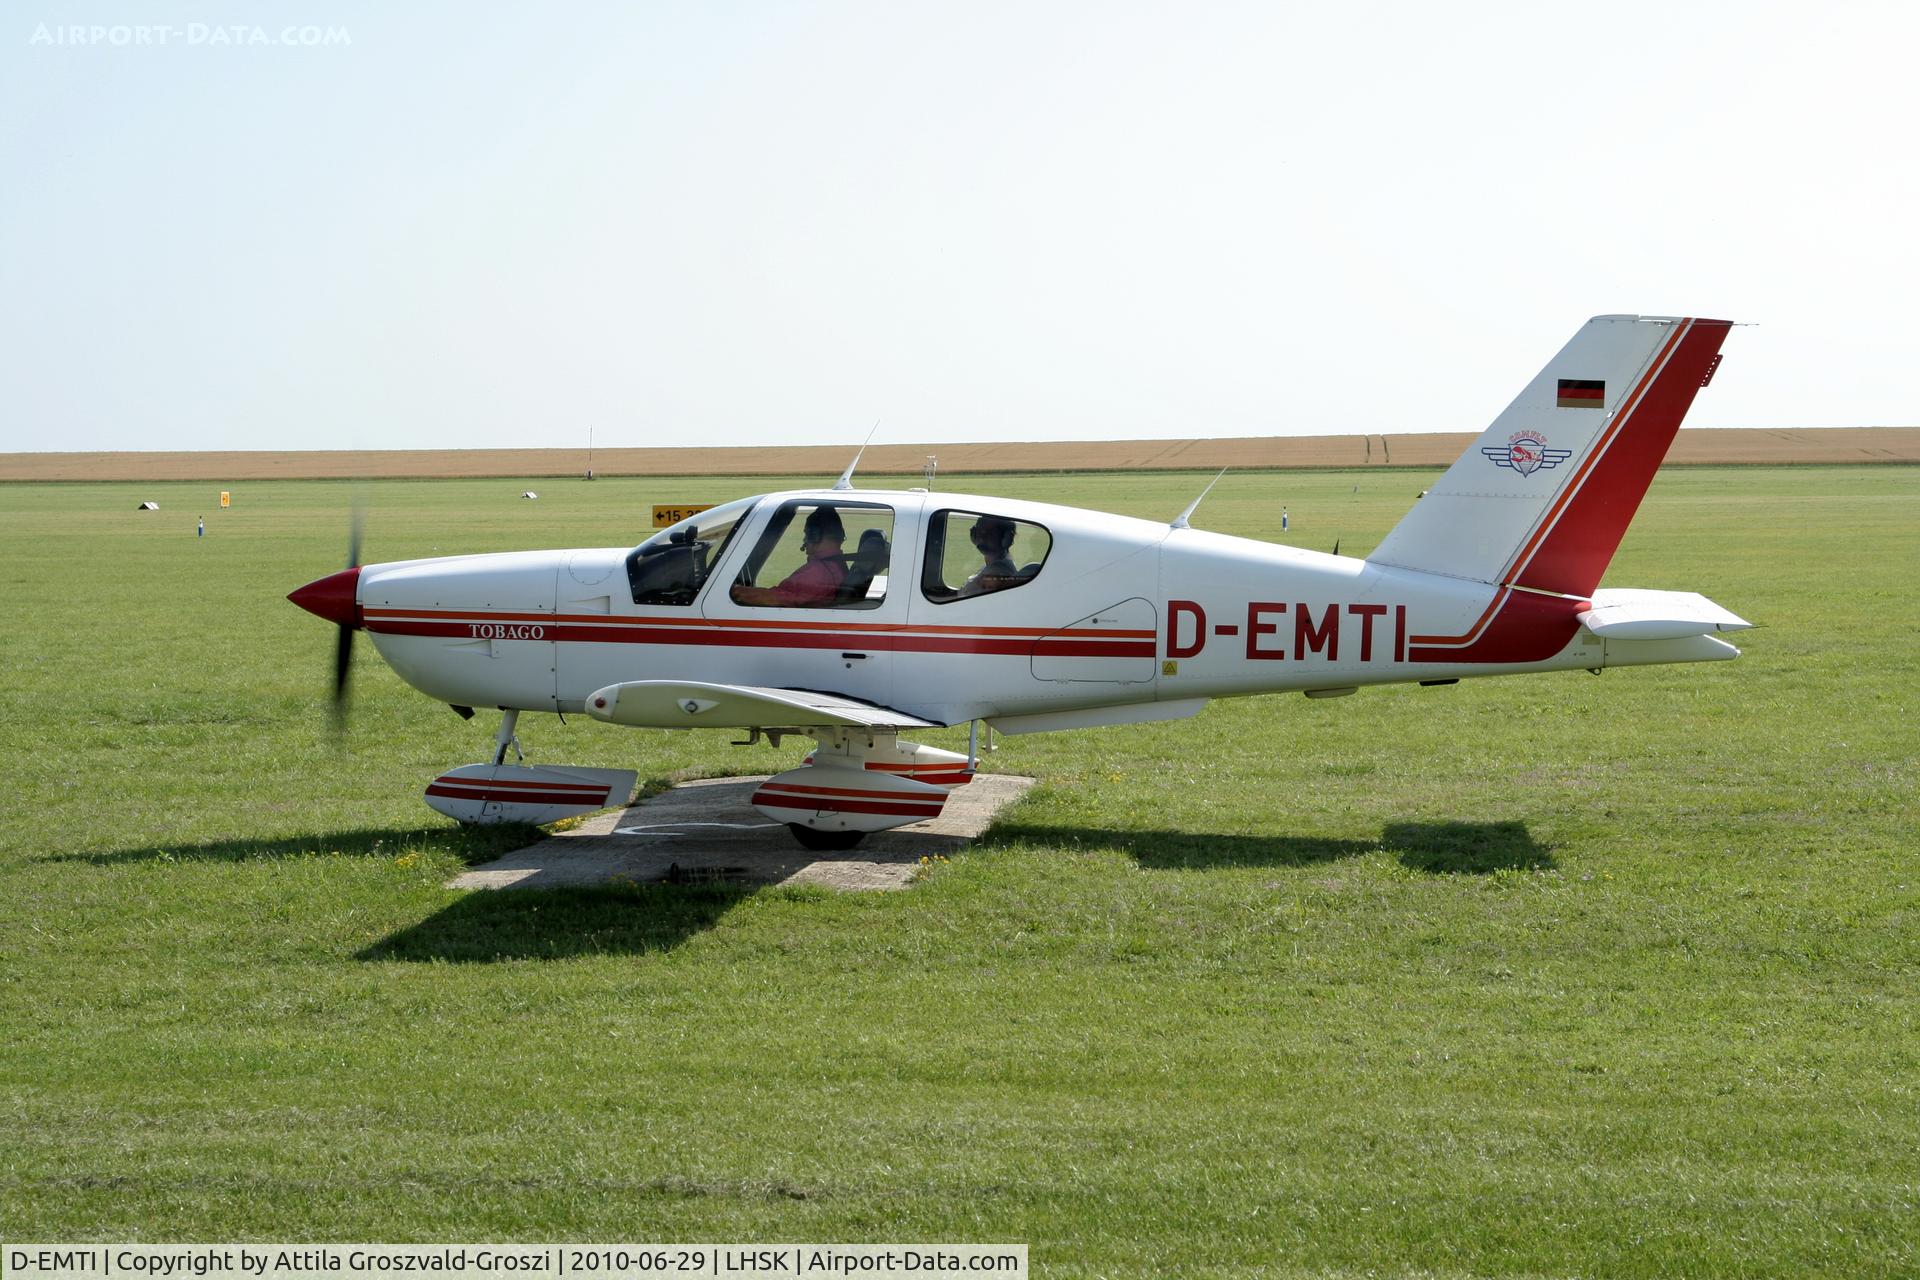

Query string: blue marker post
1281 505 1289 532
197 517 204 539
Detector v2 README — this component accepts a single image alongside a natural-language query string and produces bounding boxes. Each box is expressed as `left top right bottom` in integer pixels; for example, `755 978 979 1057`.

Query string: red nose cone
289 566 363 629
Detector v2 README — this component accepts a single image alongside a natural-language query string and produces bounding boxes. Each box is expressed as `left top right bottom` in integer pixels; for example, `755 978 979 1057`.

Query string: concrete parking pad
449 773 1035 892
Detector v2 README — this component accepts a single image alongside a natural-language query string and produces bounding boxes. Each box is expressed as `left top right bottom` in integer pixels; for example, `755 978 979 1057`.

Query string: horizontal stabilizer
586 680 941 730
1599 633 1742 667
1578 589 1754 640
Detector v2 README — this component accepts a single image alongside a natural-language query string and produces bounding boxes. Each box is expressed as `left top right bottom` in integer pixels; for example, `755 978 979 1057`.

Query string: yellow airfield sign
652 504 714 528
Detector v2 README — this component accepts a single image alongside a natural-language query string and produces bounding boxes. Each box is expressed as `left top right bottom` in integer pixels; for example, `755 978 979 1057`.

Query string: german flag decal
1557 378 1605 408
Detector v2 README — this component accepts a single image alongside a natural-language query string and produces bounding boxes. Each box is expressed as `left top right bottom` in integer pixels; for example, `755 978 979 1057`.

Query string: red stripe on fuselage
1405 589 1590 665
1410 586 1510 648
369 615 1154 658
364 607 1154 641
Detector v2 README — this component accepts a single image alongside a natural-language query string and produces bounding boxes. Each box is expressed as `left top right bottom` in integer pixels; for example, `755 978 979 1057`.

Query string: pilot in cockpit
730 506 846 606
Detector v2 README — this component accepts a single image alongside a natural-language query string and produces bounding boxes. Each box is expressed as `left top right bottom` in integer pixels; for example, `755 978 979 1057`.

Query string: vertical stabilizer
1368 315 1731 597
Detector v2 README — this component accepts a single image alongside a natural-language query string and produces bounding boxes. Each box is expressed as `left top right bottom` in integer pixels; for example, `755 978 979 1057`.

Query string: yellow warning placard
652 504 714 528
219 491 231 508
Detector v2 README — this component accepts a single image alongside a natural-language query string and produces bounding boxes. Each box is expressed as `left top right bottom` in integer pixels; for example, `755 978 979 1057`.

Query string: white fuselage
356 488 1733 728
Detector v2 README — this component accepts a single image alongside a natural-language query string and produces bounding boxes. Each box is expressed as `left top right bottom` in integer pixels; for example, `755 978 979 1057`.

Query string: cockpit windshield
624 497 757 606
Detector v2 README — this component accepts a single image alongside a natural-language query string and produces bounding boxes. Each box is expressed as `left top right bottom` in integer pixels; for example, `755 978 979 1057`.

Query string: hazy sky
3 1 1914 453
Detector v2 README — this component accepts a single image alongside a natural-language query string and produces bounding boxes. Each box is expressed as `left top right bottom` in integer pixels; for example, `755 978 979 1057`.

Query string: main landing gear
746 728 980 851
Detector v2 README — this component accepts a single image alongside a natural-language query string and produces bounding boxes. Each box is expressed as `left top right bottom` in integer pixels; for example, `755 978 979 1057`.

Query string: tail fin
1368 315 1732 597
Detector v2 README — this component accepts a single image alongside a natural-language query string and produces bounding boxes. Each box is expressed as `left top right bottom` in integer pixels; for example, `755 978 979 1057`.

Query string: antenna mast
833 420 881 492
1170 469 1228 530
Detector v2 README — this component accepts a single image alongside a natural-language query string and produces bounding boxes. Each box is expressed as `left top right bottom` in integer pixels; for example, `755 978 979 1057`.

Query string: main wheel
788 823 866 851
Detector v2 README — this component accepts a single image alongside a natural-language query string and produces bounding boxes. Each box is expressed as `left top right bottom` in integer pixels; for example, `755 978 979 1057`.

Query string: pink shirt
762 553 846 606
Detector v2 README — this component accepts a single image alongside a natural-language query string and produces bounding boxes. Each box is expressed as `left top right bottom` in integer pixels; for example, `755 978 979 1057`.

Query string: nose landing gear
422 707 636 827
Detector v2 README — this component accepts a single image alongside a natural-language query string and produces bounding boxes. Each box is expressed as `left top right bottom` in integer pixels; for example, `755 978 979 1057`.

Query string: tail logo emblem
1482 433 1574 477
1483 430 1572 478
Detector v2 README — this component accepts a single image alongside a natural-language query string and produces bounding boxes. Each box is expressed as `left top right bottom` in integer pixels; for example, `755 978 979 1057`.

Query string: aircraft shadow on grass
64 813 1547 877
358 881 753 963
46 825 537 867
981 819 1555 875
359 819 1554 963
1381 820 1557 874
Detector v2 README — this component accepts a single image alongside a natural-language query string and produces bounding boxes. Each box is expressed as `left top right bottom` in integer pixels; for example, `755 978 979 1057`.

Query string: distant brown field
3 427 1915 482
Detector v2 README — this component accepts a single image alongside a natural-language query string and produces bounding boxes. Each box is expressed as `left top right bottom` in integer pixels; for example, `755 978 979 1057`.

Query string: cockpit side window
625 498 755 606
730 500 895 609
921 509 1051 603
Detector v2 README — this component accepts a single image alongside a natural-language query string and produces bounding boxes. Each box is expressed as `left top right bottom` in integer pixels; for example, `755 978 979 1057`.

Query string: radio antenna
1170 468 1228 530
833 420 880 491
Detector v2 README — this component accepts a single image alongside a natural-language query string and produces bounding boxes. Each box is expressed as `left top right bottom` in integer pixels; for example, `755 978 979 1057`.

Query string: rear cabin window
730 500 895 609
921 509 1051 603
625 498 755 606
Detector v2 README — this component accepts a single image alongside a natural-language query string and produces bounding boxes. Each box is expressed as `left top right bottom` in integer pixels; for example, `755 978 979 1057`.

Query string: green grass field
1 465 1915 1277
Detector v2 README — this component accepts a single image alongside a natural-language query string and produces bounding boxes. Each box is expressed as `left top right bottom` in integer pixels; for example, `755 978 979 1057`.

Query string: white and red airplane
291 315 1750 849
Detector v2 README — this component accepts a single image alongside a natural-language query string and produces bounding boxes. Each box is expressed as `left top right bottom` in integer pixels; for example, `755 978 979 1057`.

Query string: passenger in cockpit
959 515 1018 597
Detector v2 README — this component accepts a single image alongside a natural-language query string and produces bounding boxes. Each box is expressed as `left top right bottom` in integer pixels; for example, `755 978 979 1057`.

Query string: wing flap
585 680 942 730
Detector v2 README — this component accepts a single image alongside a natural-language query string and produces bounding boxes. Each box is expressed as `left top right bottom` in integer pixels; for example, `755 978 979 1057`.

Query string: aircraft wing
584 680 943 731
